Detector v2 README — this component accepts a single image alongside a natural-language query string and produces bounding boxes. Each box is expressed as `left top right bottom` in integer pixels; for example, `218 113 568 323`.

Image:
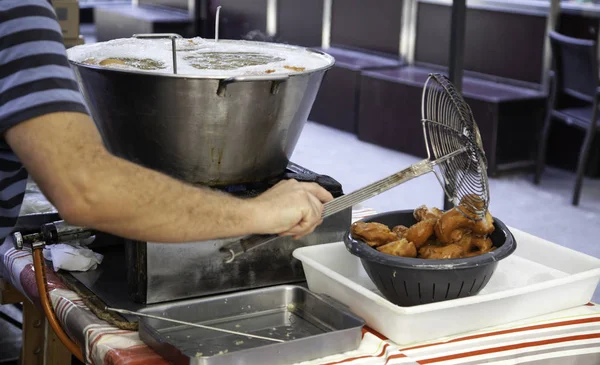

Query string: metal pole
542 0 560 93
448 0 466 91
444 0 467 211
400 0 418 64
322 0 333 49
266 0 277 37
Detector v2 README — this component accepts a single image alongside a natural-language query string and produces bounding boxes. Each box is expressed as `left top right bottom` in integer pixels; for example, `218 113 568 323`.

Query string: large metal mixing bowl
69 38 334 186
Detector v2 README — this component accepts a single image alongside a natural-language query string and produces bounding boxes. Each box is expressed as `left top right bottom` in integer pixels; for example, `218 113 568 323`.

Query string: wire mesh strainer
421 73 489 219
221 73 490 261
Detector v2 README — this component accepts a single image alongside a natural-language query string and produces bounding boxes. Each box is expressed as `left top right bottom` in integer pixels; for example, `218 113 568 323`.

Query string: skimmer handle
220 159 434 262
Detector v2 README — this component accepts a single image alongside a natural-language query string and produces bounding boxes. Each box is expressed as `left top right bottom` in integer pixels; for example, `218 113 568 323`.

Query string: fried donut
457 194 495 234
99 58 126 66
404 219 436 249
459 193 486 211
470 211 495 236
283 65 306 72
435 208 495 244
471 236 493 251
464 246 495 257
413 205 443 222
454 232 474 253
351 221 397 247
434 209 469 244
461 235 494 257
355 202 497 260
419 243 464 259
392 225 408 239
377 239 417 258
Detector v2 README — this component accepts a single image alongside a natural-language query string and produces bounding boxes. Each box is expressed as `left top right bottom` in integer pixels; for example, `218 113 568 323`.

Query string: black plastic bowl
344 210 516 307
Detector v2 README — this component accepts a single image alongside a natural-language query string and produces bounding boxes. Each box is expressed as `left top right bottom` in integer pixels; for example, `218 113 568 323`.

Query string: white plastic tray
293 227 600 345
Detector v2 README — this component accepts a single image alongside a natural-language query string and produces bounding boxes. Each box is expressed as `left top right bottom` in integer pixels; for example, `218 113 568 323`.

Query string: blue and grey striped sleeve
0 0 89 135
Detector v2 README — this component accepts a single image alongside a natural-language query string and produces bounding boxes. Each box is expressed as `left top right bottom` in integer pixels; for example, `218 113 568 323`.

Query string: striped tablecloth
1 207 599 365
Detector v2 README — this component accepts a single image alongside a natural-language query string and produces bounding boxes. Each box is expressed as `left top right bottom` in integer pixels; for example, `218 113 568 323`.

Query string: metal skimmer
221 73 490 261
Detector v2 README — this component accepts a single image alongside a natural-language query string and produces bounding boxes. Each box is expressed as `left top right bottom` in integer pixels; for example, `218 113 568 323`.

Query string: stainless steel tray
138 285 365 365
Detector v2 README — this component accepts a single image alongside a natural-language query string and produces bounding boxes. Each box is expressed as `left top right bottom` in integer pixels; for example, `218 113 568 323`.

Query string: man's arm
5 112 331 242
0 0 331 243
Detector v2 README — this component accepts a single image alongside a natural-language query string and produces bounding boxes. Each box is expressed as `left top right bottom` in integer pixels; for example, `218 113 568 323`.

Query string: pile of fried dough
350 204 496 260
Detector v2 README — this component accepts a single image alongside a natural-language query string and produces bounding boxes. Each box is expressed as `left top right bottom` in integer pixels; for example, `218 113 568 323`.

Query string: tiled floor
291 121 600 303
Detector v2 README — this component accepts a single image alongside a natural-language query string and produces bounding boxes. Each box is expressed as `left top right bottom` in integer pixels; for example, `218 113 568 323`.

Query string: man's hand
249 180 334 239
4 112 335 243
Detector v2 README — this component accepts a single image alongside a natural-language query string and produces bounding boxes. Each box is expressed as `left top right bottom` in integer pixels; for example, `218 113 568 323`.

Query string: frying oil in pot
67 37 332 76
184 52 285 70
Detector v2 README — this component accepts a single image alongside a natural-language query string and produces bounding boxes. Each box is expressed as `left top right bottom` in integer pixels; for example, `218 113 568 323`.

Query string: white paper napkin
43 243 103 272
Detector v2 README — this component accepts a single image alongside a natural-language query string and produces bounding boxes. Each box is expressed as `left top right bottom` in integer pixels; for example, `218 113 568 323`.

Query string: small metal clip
133 33 182 74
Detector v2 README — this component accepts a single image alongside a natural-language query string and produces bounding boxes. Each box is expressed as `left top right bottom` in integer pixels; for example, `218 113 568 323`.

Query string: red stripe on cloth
385 352 410 364
19 264 41 307
44 268 69 290
323 344 397 365
365 326 389 341
400 317 600 351
57 296 73 323
55 296 66 322
18 263 70 312
6 248 24 263
5 248 18 259
418 332 600 364
59 297 70 321
585 302 596 307
8 252 29 275
5 250 28 295
103 345 168 365
88 330 132 359
6 250 26 263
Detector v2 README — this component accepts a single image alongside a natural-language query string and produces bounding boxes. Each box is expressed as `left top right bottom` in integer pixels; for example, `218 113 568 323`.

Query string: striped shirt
0 0 88 239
